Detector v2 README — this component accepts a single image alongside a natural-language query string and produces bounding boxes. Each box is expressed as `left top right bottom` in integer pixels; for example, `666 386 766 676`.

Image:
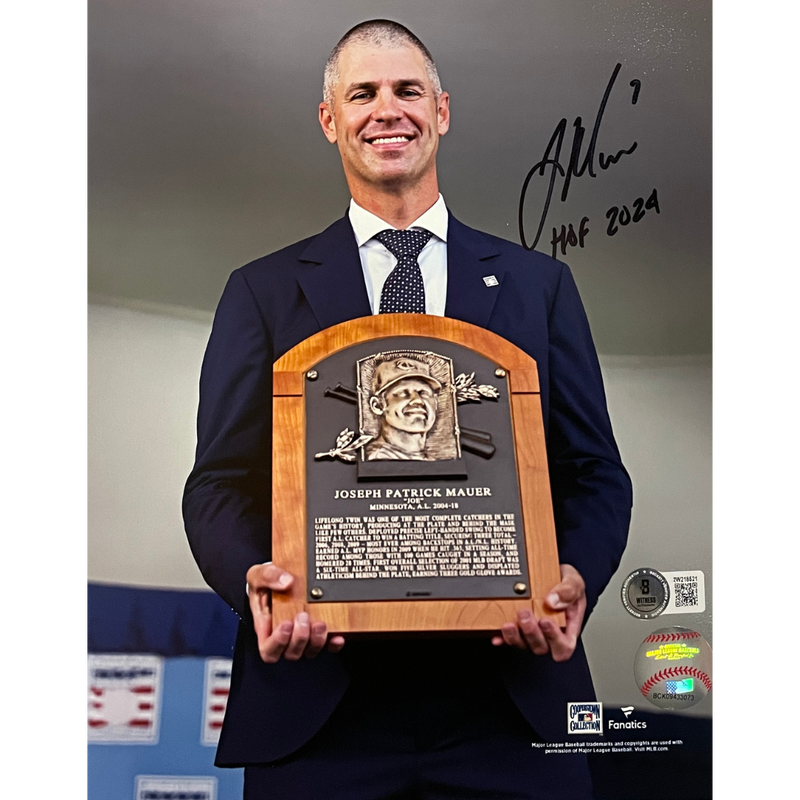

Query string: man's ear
437 91 450 137
369 395 384 416
319 102 338 143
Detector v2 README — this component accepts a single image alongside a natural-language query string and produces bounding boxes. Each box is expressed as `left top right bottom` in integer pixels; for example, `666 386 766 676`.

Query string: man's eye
350 92 372 101
398 89 420 98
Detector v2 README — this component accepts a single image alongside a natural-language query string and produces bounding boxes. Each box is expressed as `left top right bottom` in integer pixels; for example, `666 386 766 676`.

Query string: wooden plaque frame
272 315 564 633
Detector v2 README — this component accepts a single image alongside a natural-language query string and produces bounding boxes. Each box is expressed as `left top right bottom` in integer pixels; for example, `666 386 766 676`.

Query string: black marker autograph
518 63 639 252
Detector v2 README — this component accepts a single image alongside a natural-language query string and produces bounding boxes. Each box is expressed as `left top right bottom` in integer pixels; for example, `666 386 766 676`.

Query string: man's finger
246 563 294 598
283 612 311 660
545 564 585 610
545 579 581 609
249 578 273 649
326 635 346 653
501 622 526 650
250 594 271 641
246 563 295 658
563 595 586 642
304 622 328 659
259 620 294 664
539 618 577 663
517 609 549 655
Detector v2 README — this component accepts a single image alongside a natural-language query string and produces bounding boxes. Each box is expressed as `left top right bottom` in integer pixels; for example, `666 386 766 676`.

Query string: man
365 357 441 461
184 19 632 799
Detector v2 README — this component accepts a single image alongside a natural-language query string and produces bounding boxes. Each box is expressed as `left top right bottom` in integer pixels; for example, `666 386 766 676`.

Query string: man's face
319 43 450 191
376 377 438 434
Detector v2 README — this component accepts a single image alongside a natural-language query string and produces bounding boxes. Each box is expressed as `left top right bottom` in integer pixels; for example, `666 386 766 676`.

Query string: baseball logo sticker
88 654 163 744
201 658 232 746
567 702 603 734
634 626 712 709
621 567 669 619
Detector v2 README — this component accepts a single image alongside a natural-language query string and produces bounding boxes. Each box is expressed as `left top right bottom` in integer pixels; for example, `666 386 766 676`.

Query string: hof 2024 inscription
270 316 565 634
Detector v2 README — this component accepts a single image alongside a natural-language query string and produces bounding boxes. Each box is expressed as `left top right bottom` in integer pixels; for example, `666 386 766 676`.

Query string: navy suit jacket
183 213 632 765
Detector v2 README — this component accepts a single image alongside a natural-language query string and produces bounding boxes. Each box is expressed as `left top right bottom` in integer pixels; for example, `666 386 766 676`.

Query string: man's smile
365 133 415 147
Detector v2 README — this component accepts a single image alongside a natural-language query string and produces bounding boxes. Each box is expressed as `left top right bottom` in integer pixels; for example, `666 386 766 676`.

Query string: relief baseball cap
372 357 442 395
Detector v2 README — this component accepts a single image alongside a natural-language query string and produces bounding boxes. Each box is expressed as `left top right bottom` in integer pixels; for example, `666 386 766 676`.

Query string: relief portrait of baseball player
365 357 442 461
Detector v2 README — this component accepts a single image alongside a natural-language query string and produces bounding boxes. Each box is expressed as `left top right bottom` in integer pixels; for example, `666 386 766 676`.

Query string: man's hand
246 562 345 664
491 564 587 662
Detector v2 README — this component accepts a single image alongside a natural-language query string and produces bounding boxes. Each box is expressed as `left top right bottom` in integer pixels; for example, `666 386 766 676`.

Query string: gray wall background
90 0 711 356
88 0 712 715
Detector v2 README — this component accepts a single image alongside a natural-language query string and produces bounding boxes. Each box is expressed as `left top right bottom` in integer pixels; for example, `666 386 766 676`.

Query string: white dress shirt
348 194 449 316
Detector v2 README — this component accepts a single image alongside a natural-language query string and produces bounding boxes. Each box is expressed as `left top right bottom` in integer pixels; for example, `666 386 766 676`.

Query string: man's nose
371 88 402 122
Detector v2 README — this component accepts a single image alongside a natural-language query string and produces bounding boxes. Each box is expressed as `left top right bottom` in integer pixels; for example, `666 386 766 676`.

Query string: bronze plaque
270 314 564 634
306 337 529 603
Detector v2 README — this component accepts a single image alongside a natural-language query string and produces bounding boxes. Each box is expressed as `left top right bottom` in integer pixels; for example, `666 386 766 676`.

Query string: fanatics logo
609 707 647 730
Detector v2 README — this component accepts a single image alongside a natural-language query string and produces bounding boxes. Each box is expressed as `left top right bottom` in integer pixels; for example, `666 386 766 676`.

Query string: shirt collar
348 194 449 247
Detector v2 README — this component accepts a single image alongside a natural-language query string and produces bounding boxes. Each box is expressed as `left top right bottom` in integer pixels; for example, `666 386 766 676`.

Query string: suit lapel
296 211 505 331
296 215 373 330
445 214 505 328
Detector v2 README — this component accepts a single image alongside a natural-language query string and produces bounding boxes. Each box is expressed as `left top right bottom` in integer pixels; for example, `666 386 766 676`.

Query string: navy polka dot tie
375 228 433 314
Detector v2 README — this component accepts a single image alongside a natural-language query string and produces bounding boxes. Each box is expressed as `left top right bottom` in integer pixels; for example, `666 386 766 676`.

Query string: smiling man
318 31 449 228
184 19 632 800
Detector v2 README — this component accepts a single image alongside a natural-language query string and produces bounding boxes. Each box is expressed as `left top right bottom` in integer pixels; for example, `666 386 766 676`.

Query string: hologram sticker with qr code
661 570 706 614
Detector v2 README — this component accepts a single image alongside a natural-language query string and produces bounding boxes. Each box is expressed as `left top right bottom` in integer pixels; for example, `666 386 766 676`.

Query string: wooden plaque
272 315 564 634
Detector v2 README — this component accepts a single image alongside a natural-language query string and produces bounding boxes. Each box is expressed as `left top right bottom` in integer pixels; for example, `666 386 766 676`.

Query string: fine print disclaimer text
533 740 684 755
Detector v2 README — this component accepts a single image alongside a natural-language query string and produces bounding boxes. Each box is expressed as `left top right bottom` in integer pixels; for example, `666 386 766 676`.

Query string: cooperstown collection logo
567 702 603 734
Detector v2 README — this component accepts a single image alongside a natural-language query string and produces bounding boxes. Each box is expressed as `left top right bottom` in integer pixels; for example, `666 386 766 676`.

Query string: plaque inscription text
314 512 522 582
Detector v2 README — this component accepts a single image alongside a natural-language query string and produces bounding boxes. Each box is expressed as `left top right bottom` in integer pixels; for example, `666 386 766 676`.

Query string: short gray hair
323 19 442 108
